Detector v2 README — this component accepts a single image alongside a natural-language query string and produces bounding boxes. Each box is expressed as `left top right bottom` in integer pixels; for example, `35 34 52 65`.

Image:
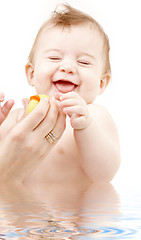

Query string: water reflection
0 181 121 239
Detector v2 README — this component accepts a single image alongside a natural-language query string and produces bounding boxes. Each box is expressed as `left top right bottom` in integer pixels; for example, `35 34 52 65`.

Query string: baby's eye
48 57 61 61
78 60 90 66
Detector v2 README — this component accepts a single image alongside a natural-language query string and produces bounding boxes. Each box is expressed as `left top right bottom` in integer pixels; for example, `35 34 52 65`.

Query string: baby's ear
98 72 111 95
25 63 35 86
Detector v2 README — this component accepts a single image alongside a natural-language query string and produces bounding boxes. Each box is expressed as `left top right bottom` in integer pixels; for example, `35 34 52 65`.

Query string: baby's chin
87 100 95 105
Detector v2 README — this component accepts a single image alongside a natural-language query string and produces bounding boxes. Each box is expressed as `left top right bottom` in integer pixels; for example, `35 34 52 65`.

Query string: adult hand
0 92 14 125
0 97 66 184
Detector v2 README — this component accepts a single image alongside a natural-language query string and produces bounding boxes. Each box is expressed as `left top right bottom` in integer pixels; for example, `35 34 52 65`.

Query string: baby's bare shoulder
90 103 119 144
90 103 114 121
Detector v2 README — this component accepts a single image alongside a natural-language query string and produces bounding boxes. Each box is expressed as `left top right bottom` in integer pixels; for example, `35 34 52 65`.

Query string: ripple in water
0 225 140 239
23 226 98 238
98 226 139 239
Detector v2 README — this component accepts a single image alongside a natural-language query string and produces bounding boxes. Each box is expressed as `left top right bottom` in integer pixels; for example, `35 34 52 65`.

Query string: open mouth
53 80 78 93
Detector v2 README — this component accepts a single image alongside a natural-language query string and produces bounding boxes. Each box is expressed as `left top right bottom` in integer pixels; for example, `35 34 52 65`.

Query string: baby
0 4 120 186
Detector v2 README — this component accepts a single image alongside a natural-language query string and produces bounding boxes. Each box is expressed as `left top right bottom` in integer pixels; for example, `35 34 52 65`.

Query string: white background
0 0 141 190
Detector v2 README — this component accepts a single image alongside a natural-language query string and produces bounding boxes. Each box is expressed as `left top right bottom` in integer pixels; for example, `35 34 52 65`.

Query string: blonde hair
28 4 111 74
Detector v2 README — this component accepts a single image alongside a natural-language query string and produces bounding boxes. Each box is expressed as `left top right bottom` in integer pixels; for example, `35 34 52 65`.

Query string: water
0 182 141 239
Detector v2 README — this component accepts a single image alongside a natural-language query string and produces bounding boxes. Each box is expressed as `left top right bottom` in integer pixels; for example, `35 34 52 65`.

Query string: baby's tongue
55 81 76 93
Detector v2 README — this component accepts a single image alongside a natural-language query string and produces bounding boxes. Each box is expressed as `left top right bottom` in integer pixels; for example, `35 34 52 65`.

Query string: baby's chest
32 134 86 183
45 138 81 177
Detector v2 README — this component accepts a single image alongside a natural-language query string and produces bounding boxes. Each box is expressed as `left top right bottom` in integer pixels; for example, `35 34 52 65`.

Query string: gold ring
45 131 57 144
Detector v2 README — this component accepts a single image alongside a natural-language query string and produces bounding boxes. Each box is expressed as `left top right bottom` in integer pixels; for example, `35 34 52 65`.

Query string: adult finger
52 110 66 139
33 99 59 138
17 97 50 132
43 110 66 144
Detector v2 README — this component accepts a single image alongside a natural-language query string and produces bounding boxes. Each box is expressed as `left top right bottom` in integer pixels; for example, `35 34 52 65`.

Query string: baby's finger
59 91 82 100
2 100 14 115
0 92 4 102
54 91 62 100
18 98 30 121
59 98 85 109
63 105 87 116
22 98 30 110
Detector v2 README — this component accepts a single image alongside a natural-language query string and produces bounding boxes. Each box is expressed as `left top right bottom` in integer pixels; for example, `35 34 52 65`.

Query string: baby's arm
55 92 120 182
0 92 14 125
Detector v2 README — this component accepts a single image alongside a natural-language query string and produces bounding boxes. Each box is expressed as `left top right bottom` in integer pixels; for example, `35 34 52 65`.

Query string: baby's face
28 24 106 103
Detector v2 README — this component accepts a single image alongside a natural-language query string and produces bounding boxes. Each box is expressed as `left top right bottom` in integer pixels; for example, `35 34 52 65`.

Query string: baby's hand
55 92 92 130
0 92 14 125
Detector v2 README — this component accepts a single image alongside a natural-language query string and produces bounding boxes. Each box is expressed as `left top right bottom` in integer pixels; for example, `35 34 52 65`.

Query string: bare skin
0 25 120 186
0 93 120 186
24 94 120 186
0 98 66 185
0 92 14 125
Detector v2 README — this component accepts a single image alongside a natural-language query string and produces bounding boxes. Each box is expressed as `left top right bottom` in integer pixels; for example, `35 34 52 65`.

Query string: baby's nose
59 63 76 74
